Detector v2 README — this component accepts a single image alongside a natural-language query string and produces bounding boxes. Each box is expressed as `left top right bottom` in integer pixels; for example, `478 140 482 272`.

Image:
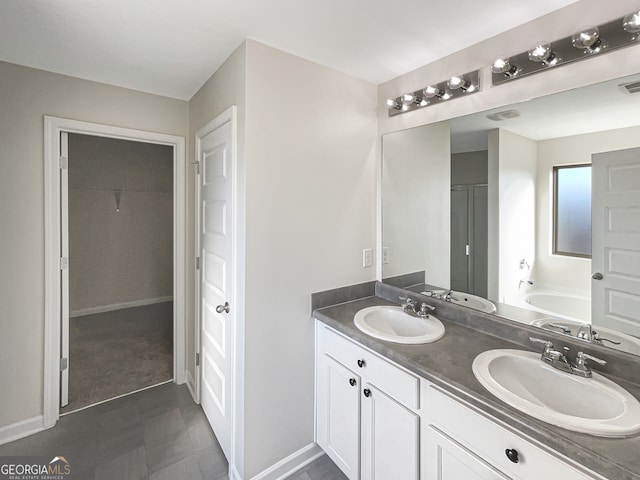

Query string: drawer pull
363 388 371 398
349 378 357 387
357 359 366 368
505 448 519 464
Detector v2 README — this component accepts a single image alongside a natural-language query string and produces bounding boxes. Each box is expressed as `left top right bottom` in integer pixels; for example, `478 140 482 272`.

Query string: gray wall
68 134 173 313
0 61 188 428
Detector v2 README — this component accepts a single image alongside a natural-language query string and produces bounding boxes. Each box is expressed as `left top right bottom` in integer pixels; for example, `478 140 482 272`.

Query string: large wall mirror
382 72 640 356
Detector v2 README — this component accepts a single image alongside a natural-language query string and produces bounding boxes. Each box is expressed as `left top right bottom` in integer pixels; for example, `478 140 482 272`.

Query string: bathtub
522 290 591 323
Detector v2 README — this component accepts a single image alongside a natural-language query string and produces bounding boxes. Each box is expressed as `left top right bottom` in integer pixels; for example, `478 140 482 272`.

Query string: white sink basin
354 305 445 344
531 318 640 356
473 349 640 437
422 290 497 313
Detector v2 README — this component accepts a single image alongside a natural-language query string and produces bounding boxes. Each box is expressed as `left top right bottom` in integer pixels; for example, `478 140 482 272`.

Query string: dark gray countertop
313 295 640 480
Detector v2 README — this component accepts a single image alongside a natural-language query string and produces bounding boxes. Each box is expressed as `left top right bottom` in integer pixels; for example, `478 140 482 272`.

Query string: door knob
216 302 230 313
592 272 604 280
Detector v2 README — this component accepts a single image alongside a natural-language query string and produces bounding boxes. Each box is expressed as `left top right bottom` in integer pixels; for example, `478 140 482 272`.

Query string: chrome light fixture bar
386 70 480 117
492 10 640 85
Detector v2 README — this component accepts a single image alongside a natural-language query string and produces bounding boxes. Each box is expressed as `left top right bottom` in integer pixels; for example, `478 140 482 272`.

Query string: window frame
552 163 592 259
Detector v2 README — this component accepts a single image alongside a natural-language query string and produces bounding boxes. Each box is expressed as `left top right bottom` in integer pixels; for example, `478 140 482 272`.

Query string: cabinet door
361 383 419 480
424 425 510 480
317 354 361 480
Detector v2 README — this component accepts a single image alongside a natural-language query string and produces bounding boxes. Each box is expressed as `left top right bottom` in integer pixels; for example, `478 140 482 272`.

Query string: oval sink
531 318 640 356
422 290 497 313
354 305 445 344
473 349 640 437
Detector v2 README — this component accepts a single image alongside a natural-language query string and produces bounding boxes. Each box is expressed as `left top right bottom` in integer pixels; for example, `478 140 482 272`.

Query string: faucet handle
529 336 553 350
399 296 413 306
575 351 607 369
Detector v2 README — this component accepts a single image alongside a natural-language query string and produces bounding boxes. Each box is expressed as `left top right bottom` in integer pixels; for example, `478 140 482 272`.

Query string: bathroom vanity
313 285 640 480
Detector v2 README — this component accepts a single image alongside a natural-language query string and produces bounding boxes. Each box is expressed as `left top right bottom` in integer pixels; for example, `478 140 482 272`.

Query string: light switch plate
363 248 373 268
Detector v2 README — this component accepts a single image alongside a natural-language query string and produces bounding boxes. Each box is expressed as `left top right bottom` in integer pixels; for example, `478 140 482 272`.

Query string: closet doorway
61 133 174 413
44 117 186 426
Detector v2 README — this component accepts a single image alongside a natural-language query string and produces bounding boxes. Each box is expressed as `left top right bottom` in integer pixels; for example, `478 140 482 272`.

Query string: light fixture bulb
491 57 509 73
623 10 640 34
423 85 442 98
491 57 521 77
419 98 428 107
386 98 401 109
441 91 452 101
528 42 559 65
572 26 600 48
528 42 552 62
447 75 465 90
401 93 415 106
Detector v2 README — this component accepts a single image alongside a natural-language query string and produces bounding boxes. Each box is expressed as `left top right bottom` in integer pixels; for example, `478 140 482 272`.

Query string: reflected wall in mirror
381 73 640 356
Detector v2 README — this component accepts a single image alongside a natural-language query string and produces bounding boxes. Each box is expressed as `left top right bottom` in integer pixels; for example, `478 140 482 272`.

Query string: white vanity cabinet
316 323 420 480
315 321 603 480
422 383 601 480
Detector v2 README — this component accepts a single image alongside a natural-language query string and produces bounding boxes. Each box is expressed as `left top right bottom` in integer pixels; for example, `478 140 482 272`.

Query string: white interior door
198 118 234 460
60 131 70 408
592 147 640 337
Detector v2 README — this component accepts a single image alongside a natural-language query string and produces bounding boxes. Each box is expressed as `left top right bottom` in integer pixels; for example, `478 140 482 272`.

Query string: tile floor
0 383 226 480
0 382 345 480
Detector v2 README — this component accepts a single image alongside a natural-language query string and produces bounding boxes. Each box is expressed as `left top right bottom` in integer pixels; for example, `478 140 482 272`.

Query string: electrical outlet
382 247 389 265
362 248 373 268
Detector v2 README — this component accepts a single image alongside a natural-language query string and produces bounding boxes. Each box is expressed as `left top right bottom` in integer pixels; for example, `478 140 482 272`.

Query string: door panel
451 189 469 292
424 426 510 480
316 355 361 480
361 383 419 480
199 120 233 460
592 148 640 337
60 131 69 408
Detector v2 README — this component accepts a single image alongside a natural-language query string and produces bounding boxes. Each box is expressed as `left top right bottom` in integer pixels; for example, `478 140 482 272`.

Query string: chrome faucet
399 296 436 319
576 323 621 346
529 337 606 378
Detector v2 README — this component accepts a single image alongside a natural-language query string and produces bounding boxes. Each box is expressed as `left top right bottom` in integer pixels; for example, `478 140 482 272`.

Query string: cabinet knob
357 359 365 368
349 378 356 387
505 448 519 464
592 272 603 280
363 388 371 398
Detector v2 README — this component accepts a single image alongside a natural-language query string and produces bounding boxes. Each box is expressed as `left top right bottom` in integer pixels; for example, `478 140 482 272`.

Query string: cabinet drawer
319 325 419 410
425 384 599 479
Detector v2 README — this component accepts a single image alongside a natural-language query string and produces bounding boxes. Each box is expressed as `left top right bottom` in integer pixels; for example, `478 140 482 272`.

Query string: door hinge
196 256 200 270
191 161 200 175
60 358 68 371
60 256 69 270
196 353 200 366
59 156 68 170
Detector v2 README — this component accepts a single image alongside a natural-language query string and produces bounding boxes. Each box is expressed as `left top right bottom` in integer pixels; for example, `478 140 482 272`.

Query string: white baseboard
0 415 45 446
186 370 199 403
70 296 173 318
249 443 324 480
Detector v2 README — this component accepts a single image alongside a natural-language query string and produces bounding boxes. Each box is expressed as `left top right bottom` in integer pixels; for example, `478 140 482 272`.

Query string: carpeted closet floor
60 301 173 414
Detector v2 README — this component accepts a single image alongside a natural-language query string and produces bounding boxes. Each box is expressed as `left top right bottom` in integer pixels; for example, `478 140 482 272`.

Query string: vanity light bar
492 11 640 85
386 70 480 117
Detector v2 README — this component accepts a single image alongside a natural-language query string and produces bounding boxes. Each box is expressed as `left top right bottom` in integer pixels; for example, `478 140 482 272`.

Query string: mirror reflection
381 73 640 356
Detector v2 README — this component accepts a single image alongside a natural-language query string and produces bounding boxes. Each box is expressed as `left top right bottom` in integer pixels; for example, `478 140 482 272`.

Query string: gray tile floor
0 383 227 480
0 382 345 480
286 454 348 480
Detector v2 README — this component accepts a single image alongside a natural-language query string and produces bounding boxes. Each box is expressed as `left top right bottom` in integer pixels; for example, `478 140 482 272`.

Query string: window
553 164 591 257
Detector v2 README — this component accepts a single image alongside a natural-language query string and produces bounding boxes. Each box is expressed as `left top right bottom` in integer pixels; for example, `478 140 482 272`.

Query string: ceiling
450 73 640 153
0 0 579 100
